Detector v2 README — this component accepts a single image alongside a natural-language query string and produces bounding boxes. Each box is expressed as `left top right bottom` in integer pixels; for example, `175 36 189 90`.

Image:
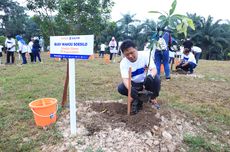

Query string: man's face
183 50 189 55
123 47 138 62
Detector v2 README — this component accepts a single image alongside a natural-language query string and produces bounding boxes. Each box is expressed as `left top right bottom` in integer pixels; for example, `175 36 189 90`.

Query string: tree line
0 0 230 60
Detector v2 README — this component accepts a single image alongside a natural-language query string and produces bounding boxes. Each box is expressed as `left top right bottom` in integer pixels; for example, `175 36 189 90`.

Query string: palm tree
191 16 230 60
116 13 140 39
140 19 157 40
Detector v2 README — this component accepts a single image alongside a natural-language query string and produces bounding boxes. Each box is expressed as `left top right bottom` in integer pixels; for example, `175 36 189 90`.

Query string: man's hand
182 62 188 67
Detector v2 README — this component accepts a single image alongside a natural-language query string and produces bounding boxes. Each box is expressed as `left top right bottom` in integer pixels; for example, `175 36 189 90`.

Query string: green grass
184 134 223 152
0 54 230 150
169 101 230 126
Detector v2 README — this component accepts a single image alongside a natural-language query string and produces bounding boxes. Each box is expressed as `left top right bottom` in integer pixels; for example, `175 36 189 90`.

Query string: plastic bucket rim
29 98 57 109
30 104 58 118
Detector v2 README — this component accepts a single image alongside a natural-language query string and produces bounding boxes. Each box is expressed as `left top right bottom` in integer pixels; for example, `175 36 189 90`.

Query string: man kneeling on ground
176 48 197 74
117 39 161 115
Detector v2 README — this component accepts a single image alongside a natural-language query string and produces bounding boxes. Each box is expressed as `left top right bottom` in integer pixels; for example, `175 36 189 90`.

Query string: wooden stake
61 59 69 107
127 67 132 115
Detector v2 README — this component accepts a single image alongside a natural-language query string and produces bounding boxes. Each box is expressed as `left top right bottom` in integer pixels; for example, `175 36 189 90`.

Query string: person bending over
117 39 161 115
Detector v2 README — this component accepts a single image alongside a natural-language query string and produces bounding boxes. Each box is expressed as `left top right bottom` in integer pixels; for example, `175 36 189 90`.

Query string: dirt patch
41 100 229 152
90 102 160 132
43 101 197 152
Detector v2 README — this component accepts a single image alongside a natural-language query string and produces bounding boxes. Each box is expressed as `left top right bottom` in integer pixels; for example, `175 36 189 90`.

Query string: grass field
0 52 230 151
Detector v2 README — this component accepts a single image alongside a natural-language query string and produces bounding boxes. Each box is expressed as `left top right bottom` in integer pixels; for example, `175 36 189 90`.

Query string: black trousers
6 51 14 64
117 75 161 100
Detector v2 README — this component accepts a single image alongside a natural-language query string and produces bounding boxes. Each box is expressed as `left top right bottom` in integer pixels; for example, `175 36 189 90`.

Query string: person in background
183 37 193 52
28 37 34 62
0 44 3 64
109 36 117 61
168 39 178 71
118 39 161 114
99 43 106 58
5 35 16 64
154 28 171 80
39 36 44 52
176 48 197 74
169 47 175 71
191 46 202 64
118 41 123 58
16 35 28 65
32 37 42 63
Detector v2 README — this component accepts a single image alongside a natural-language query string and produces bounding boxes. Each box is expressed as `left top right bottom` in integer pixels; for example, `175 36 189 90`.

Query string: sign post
50 35 94 135
69 58 76 135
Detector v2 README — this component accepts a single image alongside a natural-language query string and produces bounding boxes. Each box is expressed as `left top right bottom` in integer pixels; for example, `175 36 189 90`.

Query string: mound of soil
90 102 161 132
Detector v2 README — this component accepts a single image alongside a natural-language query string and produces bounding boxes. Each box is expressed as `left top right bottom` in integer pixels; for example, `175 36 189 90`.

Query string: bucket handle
31 104 58 118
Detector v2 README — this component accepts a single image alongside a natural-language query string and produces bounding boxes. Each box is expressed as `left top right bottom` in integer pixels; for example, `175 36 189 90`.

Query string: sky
111 0 230 22
16 0 230 22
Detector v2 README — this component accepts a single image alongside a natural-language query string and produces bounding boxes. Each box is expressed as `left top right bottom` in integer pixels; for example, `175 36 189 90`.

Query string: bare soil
90 102 160 133
41 100 203 152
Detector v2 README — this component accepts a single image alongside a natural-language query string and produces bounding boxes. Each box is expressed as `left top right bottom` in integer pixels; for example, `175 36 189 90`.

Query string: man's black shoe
138 100 143 110
131 99 139 115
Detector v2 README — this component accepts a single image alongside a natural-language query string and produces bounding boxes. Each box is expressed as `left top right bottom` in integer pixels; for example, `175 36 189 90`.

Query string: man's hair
120 39 136 53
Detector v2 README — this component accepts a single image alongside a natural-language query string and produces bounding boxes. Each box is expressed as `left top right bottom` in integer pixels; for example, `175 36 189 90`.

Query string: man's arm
182 62 189 67
150 67 157 77
122 78 129 89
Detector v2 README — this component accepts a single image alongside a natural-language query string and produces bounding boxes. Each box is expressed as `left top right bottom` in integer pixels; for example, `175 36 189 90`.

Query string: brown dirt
90 102 161 133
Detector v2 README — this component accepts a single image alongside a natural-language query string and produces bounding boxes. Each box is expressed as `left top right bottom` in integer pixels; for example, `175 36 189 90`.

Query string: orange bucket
55 58 60 61
104 55 110 64
29 98 58 127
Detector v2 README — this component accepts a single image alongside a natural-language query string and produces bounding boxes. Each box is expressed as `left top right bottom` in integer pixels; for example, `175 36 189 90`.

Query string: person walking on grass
5 35 16 64
99 43 106 58
109 36 117 61
28 37 34 62
117 39 161 115
16 35 28 65
32 37 42 63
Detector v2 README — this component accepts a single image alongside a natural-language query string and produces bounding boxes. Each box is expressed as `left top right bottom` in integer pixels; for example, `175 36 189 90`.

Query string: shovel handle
127 67 132 115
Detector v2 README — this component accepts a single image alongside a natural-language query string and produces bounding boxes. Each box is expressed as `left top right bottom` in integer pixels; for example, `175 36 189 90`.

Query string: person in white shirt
28 37 34 62
99 43 106 58
176 48 197 74
16 35 28 64
109 37 117 61
118 39 161 114
169 47 175 70
4 35 16 64
192 46 202 64
118 41 123 58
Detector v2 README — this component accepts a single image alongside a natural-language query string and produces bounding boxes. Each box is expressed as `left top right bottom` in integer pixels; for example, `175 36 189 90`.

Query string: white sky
16 0 230 22
111 0 230 22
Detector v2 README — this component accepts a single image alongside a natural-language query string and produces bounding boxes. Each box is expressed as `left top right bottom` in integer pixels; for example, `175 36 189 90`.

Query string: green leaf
176 22 187 37
158 15 167 21
186 18 195 30
148 11 163 15
172 14 187 19
169 0 177 15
